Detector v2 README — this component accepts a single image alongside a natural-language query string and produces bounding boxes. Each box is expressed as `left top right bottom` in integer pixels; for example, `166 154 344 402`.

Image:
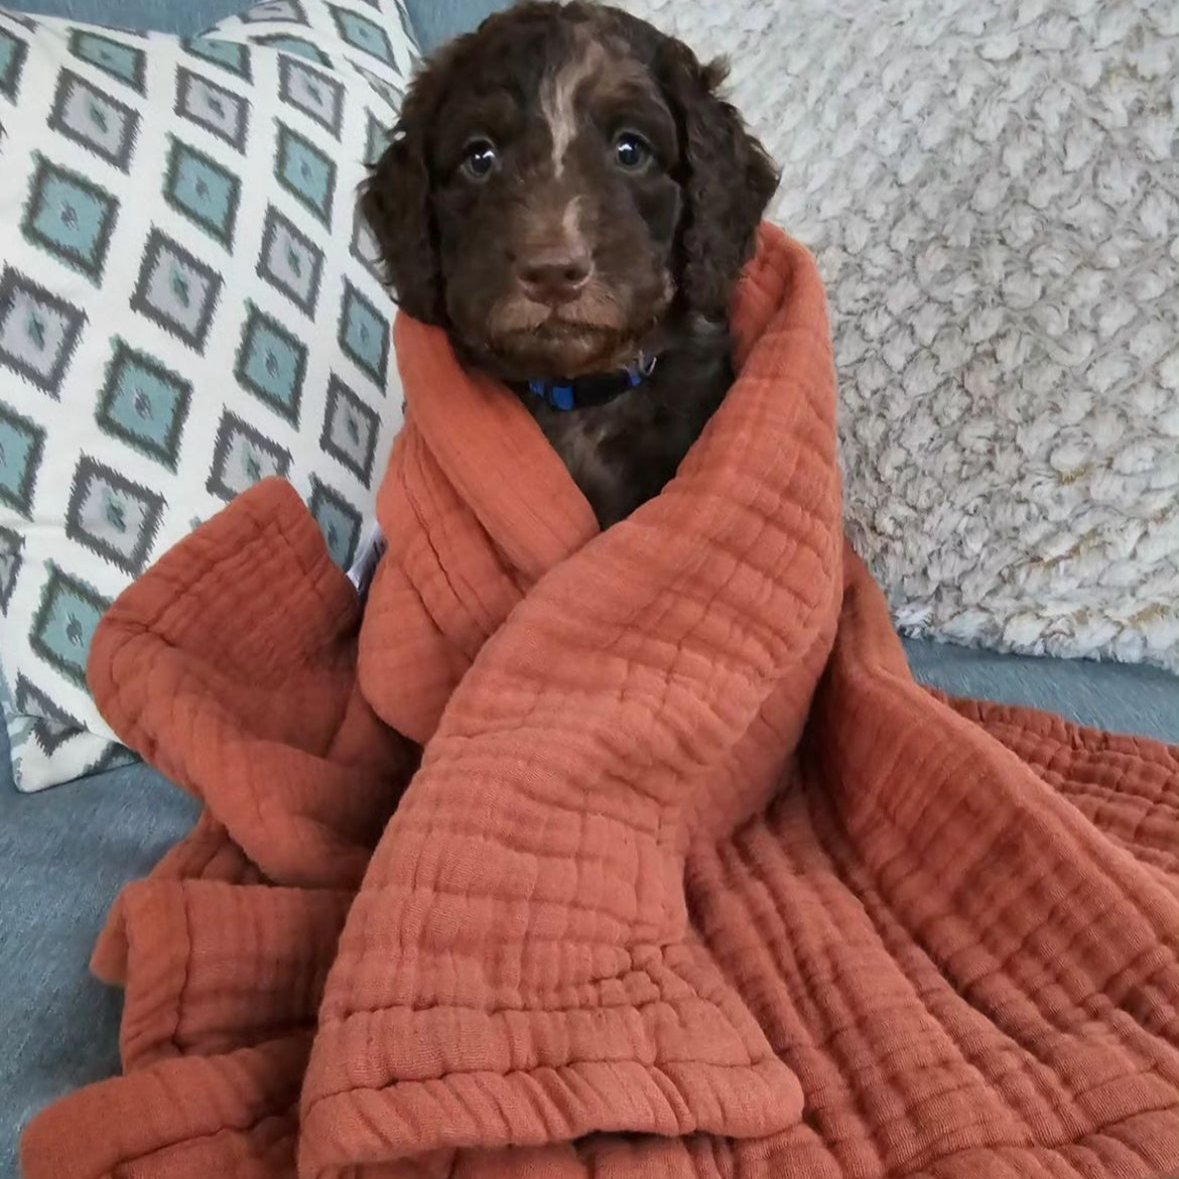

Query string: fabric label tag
347 521 386 599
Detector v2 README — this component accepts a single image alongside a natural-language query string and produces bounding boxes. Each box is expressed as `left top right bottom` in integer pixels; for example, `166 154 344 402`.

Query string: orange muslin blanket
23 227 1179 1179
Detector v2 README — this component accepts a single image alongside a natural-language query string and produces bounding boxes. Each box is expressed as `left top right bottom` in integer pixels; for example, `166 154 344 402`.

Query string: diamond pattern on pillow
0 0 414 791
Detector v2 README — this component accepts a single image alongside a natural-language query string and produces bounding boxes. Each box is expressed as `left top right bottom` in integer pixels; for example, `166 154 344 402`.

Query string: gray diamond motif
0 525 23 613
350 202 384 285
15 675 83 756
364 108 387 167
278 55 344 138
48 69 140 171
66 454 165 576
356 65 401 112
174 67 249 153
131 227 222 350
257 204 324 317
207 410 291 503
321 375 380 486
0 267 87 397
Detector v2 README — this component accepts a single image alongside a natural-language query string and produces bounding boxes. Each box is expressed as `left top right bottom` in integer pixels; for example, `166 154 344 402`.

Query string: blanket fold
22 227 1179 1179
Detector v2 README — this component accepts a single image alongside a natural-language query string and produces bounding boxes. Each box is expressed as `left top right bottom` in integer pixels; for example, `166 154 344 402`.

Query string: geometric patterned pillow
0 0 414 790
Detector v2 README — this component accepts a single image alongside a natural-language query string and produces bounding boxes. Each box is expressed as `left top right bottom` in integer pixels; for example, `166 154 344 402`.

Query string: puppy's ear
660 46 779 318
359 78 444 324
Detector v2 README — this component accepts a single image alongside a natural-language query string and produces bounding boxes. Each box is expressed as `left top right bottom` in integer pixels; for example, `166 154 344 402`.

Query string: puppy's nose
517 249 591 305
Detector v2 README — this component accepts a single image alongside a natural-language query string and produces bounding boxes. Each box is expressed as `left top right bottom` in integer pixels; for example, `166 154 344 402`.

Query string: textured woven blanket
22 228 1179 1179
618 0 1179 671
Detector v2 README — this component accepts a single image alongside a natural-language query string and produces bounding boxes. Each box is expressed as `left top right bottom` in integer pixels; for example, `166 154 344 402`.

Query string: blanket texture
618 0 1179 671
22 228 1179 1179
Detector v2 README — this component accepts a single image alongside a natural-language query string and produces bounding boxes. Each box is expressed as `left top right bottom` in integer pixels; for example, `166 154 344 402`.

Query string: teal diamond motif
256 34 330 66
0 402 46 518
96 338 192 470
22 155 119 284
274 122 336 226
68 29 146 94
309 477 361 567
338 280 389 388
234 302 307 424
0 28 29 100
163 136 241 248
183 36 252 81
329 5 396 66
29 563 110 690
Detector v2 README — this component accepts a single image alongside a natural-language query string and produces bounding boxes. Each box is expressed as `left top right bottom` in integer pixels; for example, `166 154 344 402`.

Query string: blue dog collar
524 352 657 412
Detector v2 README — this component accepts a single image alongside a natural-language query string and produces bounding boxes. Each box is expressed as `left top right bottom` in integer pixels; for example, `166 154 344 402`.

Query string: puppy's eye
461 139 497 181
613 132 651 172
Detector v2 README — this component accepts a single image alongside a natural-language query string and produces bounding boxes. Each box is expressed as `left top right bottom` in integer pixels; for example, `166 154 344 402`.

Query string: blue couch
1 1 1176 1175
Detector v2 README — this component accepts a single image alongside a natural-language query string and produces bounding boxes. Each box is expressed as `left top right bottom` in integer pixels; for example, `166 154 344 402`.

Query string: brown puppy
362 1 778 528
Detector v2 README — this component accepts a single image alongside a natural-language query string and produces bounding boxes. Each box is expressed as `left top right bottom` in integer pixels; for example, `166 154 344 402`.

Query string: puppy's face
429 26 680 379
363 2 778 381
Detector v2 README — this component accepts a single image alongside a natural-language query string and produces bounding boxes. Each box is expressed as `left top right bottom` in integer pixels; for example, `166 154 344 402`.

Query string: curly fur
361 1 778 527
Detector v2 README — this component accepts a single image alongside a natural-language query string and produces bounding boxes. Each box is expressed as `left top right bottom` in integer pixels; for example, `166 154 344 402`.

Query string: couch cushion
904 637 1179 744
0 727 198 1178
401 0 503 54
9 0 448 42
2 0 241 36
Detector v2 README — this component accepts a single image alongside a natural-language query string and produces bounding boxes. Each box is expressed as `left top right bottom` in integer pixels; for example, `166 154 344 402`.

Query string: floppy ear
358 77 445 325
660 47 780 318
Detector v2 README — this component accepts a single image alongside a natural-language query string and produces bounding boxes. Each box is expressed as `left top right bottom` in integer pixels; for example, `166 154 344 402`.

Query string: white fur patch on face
539 38 605 178
561 196 588 254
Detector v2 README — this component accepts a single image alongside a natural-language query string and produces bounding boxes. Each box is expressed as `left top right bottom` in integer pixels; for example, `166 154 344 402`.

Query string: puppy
362 1 778 528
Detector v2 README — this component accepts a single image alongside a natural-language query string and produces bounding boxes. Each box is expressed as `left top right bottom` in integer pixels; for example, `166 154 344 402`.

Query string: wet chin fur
476 296 668 380
486 323 638 380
